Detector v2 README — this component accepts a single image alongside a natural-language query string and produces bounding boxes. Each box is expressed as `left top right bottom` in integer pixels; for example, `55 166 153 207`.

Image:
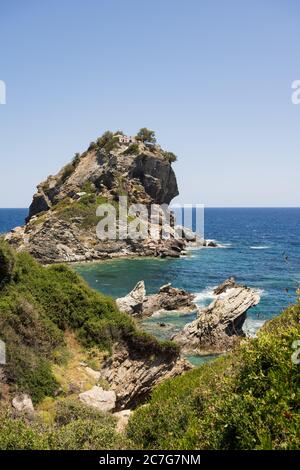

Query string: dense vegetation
1 239 299 450
0 241 178 405
0 399 132 450
128 300 300 450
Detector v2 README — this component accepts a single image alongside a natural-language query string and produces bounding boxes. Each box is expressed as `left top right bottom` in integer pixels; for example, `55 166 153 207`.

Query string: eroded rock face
100 343 191 409
128 154 178 204
173 278 260 354
143 283 196 317
79 386 116 412
116 281 146 316
213 276 236 295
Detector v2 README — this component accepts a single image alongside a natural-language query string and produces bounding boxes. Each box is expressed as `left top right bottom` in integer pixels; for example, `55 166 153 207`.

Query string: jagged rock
202 239 218 247
117 281 196 317
128 154 178 204
206 240 218 247
116 281 146 315
213 276 236 295
143 283 196 317
100 343 191 409
12 394 34 415
26 191 51 223
175 225 197 242
79 386 116 412
173 279 260 354
113 409 132 433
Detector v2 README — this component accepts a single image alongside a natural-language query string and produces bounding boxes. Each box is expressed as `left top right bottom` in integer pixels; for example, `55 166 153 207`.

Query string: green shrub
162 151 177 163
60 163 75 183
96 131 119 153
0 243 179 404
88 141 97 151
54 398 114 426
0 408 48 450
72 153 81 167
0 405 133 450
97 131 114 148
135 128 156 143
17 358 59 404
48 418 131 450
81 180 96 193
128 300 300 450
123 143 140 155
104 137 119 153
0 240 15 288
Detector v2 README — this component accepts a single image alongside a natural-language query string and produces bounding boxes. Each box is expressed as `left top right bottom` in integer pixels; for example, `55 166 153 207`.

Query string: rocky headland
5 129 216 264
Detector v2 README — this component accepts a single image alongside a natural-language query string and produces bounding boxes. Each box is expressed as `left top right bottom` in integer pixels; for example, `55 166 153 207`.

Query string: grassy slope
0 241 178 404
127 300 300 450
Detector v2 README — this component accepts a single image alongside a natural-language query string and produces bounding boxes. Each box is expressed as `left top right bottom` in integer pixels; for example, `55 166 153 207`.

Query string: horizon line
0 206 300 210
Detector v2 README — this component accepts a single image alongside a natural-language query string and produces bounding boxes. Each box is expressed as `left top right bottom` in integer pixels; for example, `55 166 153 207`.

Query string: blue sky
0 0 299 207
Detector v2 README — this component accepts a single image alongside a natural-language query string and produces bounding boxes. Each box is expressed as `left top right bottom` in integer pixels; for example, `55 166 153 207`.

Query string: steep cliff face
27 145 179 221
6 133 184 264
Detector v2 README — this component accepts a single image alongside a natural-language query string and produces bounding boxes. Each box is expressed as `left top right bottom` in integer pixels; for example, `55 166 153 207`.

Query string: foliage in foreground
0 399 132 450
0 241 178 403
127 301 300 450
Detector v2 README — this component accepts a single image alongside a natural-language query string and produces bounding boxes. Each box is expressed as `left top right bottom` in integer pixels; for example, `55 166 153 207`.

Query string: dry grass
52 331 106 394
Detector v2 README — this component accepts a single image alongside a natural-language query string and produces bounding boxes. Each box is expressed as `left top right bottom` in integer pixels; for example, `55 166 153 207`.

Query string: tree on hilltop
135 128 156 144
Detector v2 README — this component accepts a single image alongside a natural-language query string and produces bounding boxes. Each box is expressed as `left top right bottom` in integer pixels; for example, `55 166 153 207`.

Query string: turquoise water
75 208 300 345
1 208 299 360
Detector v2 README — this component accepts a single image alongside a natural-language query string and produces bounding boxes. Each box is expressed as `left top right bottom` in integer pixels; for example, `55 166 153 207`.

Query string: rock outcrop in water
173 278 260 354
116 281 146 316
116 281 196 317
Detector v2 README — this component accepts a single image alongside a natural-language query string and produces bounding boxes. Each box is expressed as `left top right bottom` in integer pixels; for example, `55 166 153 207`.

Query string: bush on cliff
0 240 15 288
123 143 140 155
162 151 177 163
127 300 300 450
96 131 119 153
135 128 156 144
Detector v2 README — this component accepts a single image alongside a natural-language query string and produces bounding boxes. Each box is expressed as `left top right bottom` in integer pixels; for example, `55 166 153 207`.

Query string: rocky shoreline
63 277 261 410
117 277 261 356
